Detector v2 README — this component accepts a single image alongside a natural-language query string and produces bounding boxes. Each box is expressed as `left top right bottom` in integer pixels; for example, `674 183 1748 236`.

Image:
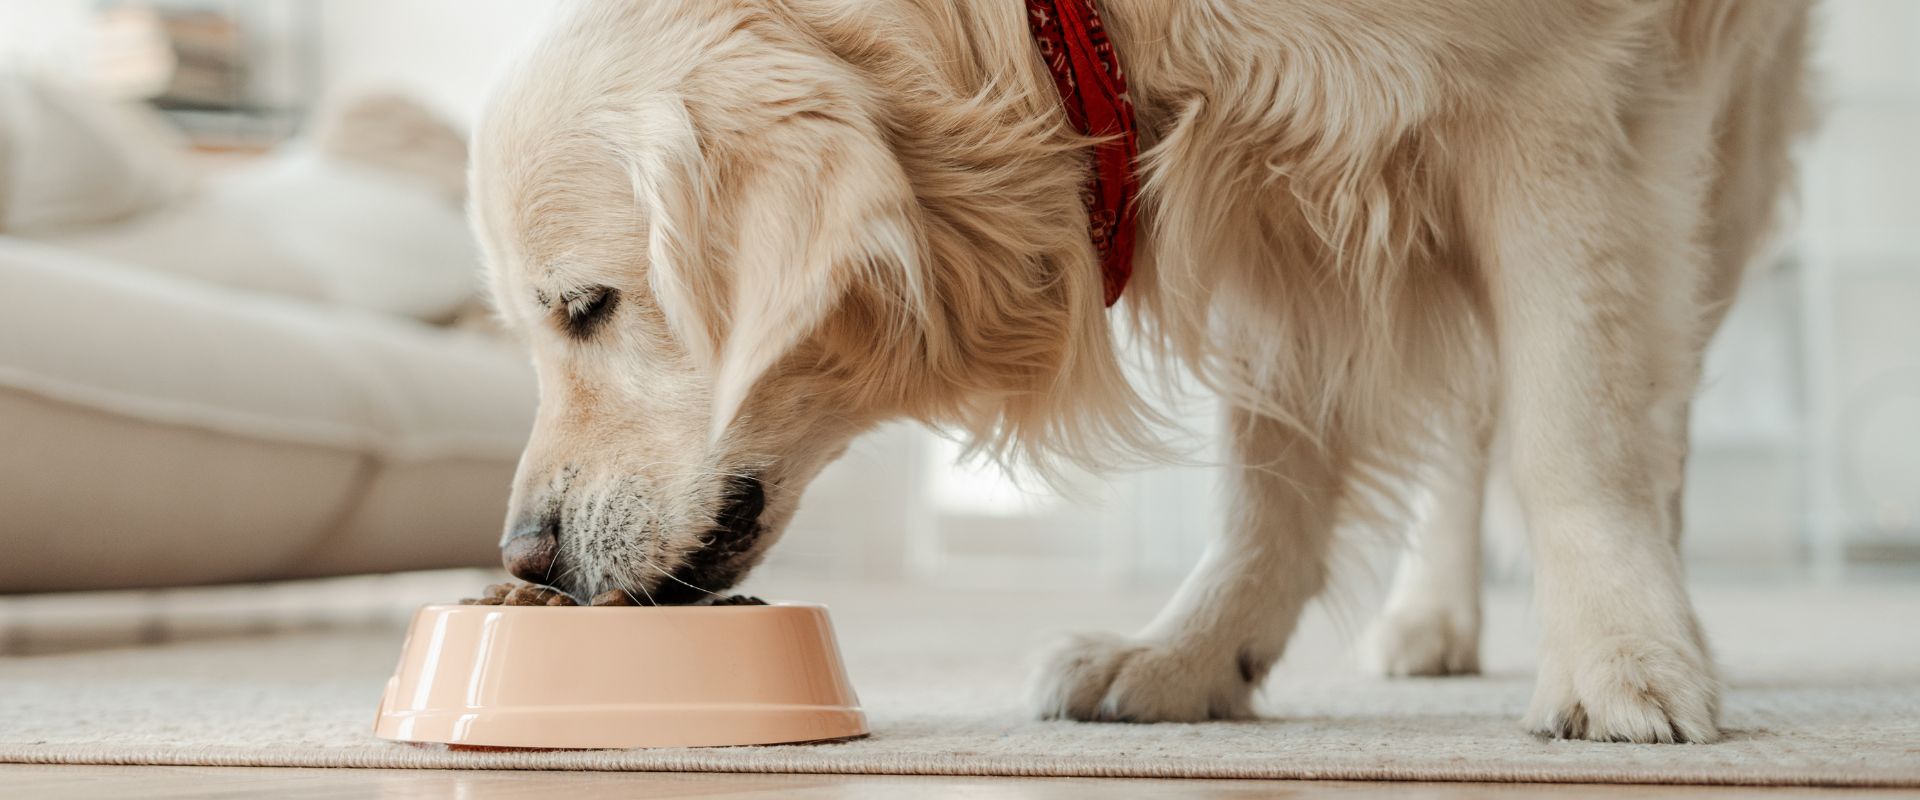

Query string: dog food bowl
373 602 867 748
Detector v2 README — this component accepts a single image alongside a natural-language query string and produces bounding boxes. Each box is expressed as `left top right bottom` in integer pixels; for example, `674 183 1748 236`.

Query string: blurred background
0 0 1915 611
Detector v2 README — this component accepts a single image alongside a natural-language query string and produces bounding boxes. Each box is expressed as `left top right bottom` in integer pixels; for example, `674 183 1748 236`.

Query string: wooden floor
3 766 1913 799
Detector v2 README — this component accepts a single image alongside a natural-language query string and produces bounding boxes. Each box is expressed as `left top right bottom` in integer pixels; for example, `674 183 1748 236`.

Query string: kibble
458 582 577 606
708 595 766 606
588 588 634 606
458 581 768 607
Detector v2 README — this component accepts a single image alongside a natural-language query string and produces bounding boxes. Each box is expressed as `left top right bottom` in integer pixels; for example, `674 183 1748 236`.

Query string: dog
469 0 1812 744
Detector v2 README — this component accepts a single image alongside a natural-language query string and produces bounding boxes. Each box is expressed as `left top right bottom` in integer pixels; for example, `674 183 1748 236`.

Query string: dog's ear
709 163 918 441
629 99 721 367
634 101 920 441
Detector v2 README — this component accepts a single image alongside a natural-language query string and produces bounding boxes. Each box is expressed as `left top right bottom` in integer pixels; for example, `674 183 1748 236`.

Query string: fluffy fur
471 0 1812 743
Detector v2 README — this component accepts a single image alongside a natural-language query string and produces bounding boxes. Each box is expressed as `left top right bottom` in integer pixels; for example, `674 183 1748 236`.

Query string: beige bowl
373 602 867 749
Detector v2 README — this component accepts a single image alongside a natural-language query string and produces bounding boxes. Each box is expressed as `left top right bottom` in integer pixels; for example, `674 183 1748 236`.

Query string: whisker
628 580 658 607
546 564 580 596
643 559 722 599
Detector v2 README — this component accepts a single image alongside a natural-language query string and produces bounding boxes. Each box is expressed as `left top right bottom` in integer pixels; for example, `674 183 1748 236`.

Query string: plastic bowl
372 602 867 748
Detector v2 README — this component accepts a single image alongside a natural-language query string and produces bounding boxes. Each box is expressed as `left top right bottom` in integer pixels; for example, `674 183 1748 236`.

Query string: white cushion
30 149 485 323
0 237 535 591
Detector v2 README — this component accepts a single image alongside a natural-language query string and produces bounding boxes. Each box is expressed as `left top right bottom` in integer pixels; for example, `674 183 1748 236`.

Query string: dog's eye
559 286 618 340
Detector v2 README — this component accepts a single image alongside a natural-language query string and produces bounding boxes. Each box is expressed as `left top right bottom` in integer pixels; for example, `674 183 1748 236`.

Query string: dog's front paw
1525 633 1720 743
1361 605 1479 677
1029 633 1256 722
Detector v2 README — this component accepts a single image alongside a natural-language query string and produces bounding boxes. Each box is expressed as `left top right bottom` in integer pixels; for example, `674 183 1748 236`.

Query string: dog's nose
501 510 560 584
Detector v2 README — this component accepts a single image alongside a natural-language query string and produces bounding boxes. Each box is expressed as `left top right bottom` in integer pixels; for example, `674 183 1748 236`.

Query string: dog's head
470 1 1146 602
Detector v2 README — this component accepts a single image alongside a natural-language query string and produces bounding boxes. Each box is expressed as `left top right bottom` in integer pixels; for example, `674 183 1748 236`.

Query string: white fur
473 0 1813 743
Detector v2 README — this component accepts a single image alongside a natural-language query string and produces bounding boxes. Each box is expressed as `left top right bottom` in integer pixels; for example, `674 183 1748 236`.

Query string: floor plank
2 765 1914 799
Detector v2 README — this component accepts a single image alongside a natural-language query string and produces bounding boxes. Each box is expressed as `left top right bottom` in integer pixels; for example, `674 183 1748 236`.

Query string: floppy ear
628 98 721 368
632 104 920 441
706 143 920 441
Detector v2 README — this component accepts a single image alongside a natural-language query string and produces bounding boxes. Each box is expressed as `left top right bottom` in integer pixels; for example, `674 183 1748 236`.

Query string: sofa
0 77 535 592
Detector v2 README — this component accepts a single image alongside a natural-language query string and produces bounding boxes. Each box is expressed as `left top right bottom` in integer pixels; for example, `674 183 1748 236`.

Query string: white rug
1 576 1917 787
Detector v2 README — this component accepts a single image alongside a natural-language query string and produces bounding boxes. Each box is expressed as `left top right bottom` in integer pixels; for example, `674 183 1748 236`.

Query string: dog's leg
1031 406 1339 722
1469 115 1719 744
1361 413 1489 677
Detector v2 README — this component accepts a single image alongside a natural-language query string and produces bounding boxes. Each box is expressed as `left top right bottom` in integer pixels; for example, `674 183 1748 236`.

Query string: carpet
1 574 1917 787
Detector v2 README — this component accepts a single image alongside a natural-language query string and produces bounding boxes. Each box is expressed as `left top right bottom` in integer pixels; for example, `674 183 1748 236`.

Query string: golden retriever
469 0 1812 743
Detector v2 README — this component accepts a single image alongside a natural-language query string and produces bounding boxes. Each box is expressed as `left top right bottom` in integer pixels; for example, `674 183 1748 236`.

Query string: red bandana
1025 0 1139 307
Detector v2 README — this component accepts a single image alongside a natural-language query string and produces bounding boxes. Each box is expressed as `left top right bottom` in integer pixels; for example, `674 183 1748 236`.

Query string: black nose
501 508 560 583
717 475 766 536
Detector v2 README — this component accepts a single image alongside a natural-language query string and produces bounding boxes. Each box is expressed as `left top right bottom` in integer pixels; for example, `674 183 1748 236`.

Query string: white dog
470 0 1811 743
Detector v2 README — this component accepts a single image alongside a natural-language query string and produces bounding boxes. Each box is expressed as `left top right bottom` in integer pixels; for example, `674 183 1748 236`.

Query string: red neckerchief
1025 0 1139 307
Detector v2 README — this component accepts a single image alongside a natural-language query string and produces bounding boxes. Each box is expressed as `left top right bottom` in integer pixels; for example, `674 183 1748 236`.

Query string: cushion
29 149 486 322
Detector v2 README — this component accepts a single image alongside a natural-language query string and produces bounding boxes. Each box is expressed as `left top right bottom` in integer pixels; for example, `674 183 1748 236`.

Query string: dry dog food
705 594 768 606
459 582 765 607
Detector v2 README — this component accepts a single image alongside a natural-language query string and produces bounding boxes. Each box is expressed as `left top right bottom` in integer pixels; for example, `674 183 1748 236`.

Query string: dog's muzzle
498 473 769 601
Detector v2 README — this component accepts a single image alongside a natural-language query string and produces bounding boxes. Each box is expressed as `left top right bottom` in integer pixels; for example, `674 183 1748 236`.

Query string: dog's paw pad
1029 633 1257 723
